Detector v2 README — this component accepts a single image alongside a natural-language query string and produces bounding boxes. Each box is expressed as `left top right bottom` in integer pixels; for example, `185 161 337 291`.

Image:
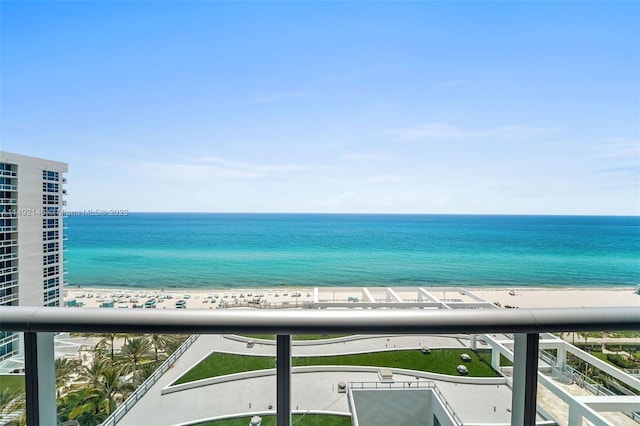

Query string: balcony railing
0 170 17 177
0 294 18 305
0 184 17 191
0 279 18 290
0 306 638 426
0 266 18 275
0 253 18 261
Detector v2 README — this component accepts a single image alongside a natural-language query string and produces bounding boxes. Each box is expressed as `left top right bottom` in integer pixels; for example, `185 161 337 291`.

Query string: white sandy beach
63 286 640 310
472 287 640 309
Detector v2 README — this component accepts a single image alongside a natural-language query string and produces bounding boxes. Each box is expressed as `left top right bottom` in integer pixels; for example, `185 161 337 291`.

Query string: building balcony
0 239 18 247
0 225 17 232
0 184 17 191
0 170 17 177
0 198 17 205
0 266 18 275
0 279 18 290
0 253 18 261
1 306 639 426
0 294 18 306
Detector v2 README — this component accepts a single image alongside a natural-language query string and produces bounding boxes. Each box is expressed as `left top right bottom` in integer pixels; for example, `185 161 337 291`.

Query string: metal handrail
1 306 638 335
4 306 638 426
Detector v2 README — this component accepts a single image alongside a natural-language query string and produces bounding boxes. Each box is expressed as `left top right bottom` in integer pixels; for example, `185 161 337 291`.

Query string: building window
42 182 59 193
43 265 59 277
42 218 59 229
43 207 59 217
43 277 59 290
42 194 59 205
43 242 60 253
42 230 59 241
42 170 59 181
44 289 60 302
43 254 59 265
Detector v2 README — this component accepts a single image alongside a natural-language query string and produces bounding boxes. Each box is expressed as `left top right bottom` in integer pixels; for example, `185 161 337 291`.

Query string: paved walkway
117 334 507 426
207 334 472 356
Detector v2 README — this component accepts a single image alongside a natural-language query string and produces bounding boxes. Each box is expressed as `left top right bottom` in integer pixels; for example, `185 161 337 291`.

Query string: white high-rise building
0 151 68 360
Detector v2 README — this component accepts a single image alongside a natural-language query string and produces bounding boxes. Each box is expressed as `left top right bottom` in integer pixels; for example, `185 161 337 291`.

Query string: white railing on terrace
0 306 638 426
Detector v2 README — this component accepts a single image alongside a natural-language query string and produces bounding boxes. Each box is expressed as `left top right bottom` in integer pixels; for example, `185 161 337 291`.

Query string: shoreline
63 285 640 310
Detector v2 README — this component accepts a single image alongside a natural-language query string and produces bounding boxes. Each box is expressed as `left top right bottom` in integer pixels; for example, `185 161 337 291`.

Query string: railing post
276 334 291 426
24 332 56 426
511 333 539 426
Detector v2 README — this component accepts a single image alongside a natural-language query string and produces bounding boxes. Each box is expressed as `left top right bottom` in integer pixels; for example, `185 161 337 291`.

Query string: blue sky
1 1 638 214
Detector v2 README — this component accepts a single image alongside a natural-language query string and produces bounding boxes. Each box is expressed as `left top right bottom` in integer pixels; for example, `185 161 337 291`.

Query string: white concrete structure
0 151 67 360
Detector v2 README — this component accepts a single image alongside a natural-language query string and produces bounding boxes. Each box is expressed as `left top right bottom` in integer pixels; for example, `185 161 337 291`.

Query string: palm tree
97 364 130 408
79 358 110 388
0 388 23 417
577 331 589 350
98 333 131 361
163 334 190 356
131 362 157 387
55 357 82 392
57 387 105 426
120 336 152 373
64 361 129 424
150 334 170 361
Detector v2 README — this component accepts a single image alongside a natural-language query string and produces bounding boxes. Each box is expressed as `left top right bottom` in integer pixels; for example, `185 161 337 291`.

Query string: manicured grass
174 349 499 385
240 335 348 341
175 353 275 384
197 414 351 426
0 375 25 393
293 349 499 377
499 353 513 367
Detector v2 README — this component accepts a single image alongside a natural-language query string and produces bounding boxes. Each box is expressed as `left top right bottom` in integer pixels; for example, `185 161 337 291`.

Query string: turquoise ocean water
64 213 640 289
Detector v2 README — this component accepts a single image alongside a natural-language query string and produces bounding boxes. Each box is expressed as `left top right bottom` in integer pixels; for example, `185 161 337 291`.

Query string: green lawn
0 375 24 393
174 349 499 385
175 353 276 384
240 335 348 341
292 349 499 377
500 353 513 367
197 414 351 425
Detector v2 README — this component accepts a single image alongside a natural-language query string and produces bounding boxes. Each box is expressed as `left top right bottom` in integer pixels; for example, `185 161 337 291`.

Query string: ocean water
63 213 640 289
